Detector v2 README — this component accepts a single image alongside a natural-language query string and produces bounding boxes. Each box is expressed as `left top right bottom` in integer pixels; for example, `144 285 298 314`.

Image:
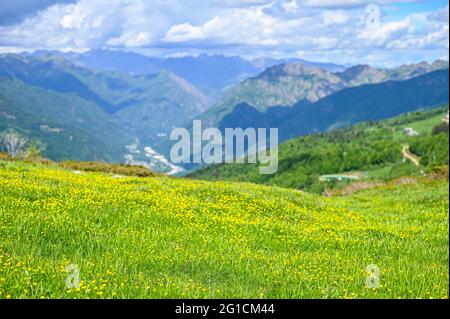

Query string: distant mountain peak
432 59 449 68
252 62 339 83
344 64 377 71
338 64 384 80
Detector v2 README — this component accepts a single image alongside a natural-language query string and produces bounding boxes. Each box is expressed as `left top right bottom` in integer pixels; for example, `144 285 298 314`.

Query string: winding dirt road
402 145 420 167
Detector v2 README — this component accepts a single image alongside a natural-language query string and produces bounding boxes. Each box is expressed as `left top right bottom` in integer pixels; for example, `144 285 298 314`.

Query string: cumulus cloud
358 19 411 46
0 0 125 49
0 0 76 25
0 0 447 65
165 7 281 45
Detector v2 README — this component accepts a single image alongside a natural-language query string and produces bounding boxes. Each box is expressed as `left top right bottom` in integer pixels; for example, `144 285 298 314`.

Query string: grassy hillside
0 54 213 155
0 160 448 299
0 54 212 115
191 107 449 194
0 77 133 163
0 55 218 171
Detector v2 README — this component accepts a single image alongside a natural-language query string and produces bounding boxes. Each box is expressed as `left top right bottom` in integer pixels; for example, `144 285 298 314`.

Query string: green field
0 160 448 299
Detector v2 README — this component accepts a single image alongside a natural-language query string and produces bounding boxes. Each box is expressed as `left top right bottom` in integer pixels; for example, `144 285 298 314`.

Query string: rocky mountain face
337 60 449 86
218 69 449 142
201 63 346 127
203 60 449 127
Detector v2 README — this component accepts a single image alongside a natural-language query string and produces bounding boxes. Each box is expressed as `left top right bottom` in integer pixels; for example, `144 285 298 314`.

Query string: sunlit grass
0 160 448 299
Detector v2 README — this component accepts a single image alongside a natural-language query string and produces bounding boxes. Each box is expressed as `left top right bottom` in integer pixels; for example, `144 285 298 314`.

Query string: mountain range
203 60 449 128
29 49 346 94
0 50 449 174
0 53 213 133
219 69 449 142
0 53 214 172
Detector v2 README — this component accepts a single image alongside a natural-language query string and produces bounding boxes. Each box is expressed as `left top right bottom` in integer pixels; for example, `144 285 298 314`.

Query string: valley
1 51 448 177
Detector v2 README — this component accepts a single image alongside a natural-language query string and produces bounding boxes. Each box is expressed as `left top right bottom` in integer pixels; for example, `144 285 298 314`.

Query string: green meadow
0 160 448 299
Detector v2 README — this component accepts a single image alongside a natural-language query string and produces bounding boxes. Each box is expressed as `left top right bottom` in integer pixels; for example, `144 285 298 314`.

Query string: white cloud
0 0 447 66
165 23 207 42
60 4 86 29
389 25 449 50
301 0 419 8
282 1 299 12
165 7 279 45
358 19 411 45
321 10 351 25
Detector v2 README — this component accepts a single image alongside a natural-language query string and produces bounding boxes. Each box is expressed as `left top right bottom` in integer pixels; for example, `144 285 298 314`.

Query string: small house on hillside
404 127 419 137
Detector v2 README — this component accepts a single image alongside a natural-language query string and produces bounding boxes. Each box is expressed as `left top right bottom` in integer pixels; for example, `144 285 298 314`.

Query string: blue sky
386 0 447 18
0 0 448 66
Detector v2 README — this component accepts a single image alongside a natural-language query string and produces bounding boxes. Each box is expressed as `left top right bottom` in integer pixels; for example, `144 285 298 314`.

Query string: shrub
58 161 161 177
432 122 449 135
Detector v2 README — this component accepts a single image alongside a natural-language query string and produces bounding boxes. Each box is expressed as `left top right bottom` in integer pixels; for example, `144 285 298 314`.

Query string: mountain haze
0 54 212 136
30 49 346 94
